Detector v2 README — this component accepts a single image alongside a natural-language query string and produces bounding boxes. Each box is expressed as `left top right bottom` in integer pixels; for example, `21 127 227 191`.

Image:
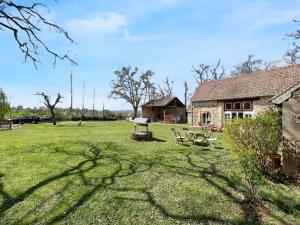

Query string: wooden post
92 88 95 118
163 108 166 124
70 71 73 116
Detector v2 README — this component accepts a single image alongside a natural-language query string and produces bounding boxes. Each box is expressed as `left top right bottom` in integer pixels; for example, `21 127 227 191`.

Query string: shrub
225 108 281 202
0 88 10 121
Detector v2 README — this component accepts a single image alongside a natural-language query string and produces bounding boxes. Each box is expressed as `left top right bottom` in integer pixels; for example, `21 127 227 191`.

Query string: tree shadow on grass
147 151 262 224
112 187 229 225
0 140 296 225
0 142 105 216
0 141 156 224
151 137 167 143
0 173 11 203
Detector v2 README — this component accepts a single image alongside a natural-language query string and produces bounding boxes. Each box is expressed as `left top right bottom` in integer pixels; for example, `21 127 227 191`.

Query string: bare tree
36 92 63 125
210 59 225 80
287 19 300 47
110 67 154 118
158 77 174 98
192 59 225 84
231 55 262 76
142 70 155 103
0 1 76 67
284 44 300 64
192 64 210 84
183 79 191 107
183 79 192 123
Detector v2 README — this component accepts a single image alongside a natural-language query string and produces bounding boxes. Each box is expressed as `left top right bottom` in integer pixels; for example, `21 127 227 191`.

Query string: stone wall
253 96 273 116
190 97 273 128
164 107 186 124
191 101 223 127
187 112 192 125
142 107 163 121
282 88 300 176
142 106 185 124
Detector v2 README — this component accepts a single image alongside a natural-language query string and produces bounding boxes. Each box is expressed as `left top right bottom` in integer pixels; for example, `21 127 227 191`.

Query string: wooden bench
0 122 21 131
0 122 11 131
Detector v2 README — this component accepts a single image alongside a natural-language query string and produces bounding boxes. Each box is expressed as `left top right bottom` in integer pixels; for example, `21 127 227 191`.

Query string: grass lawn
0 121 299 225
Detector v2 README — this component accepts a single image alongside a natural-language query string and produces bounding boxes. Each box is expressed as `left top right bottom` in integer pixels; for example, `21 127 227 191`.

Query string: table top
185 131 201 135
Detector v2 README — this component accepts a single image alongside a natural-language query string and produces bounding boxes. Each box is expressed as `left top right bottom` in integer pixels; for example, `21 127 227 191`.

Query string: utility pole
81 81 85 118
70 71 73 117
92 88 95 118
102 102 105 119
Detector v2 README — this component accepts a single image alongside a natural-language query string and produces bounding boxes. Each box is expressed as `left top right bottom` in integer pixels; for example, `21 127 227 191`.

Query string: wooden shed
271 81 300 176
141 97 186 124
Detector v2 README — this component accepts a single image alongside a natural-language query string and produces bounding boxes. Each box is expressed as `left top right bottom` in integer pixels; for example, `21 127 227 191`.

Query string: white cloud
67 12 127 36
249 9 300 30
123 29 158 43
223 2 300 32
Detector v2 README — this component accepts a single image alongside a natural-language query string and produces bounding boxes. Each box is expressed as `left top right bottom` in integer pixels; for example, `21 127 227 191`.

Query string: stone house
189 65 300 129
271 81 300 176
142 97 186 124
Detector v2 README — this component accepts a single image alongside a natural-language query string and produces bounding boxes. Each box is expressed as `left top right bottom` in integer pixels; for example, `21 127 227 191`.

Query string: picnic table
184 130 203 142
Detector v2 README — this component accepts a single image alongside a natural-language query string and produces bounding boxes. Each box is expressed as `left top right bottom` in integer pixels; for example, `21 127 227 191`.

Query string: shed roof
191 64 300 102
142 97 185 107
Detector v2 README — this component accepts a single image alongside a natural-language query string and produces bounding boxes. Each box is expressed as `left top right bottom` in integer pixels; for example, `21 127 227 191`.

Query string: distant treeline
8 106 137 121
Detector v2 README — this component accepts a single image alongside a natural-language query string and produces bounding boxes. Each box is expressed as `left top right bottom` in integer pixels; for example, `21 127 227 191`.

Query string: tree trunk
133 106 138 118
50 109 56 125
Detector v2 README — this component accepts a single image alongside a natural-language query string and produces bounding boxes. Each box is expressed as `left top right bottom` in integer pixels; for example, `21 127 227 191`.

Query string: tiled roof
270 80 300 104
191 64 300 102
142 97 185 107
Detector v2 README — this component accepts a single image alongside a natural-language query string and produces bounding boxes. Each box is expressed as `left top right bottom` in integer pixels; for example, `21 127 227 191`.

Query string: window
243 102 252 110
224 113 231 122
225 103 232 111
244 112 253 118
233 102 241 110
202 112 211 124
232 112 244 119
224 111 253 123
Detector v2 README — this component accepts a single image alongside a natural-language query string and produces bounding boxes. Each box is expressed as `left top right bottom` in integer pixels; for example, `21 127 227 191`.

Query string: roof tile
192 64 300 102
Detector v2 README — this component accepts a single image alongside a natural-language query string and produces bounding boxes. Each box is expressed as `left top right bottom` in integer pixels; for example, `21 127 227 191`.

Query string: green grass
0 121 299 225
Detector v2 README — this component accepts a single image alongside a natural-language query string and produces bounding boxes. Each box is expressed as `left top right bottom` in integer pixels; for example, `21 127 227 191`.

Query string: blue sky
1 0 300 110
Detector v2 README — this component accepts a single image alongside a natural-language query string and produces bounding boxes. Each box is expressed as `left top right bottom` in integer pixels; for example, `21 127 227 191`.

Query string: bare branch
284 44 300 65
0 1 76 68
158 77 174 99
35 92 63 125
231 55 262 76
192 59 225 84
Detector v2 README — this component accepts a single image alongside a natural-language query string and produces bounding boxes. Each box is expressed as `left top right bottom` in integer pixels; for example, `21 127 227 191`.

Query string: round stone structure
130 131 153 141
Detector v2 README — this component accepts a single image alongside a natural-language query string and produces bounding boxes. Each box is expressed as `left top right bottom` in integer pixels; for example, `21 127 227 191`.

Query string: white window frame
202 112 211 124
224 112 232 123
243 112 254 118
224 111 254 122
